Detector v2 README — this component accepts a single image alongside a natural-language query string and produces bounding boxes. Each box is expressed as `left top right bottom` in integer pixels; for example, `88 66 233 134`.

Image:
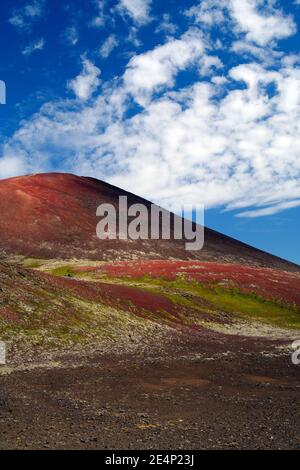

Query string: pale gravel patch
199 317 300 340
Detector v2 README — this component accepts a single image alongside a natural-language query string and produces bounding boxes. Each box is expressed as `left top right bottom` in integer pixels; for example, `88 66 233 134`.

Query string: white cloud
231 40 283 64
237 200 300 217
230 0 296 46
187 0 296 46
127 26 142 47
155 14 178 36
2 2 300 219
211 76 228 85
64 26 79 46
118 0 152 25
9 0 46 31
22 38 45 56
0 155 27 178
89 0 107 28
123 29 206 105
3 50 300 218
199 55 223 76
68 59 101 101
99 34 119 58
185 0 227 26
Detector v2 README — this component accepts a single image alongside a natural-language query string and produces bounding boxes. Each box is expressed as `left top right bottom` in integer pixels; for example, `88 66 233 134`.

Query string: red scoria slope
93 260 300 308
0 172 298 271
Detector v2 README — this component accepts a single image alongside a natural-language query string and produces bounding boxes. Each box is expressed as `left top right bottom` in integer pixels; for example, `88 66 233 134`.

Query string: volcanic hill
0 172 299 364
0 173 299 450
0 172 298 271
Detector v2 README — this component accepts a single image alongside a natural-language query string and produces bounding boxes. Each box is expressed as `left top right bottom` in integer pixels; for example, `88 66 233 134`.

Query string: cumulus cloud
187 0 296 46
68 59 101 101
123 29 206 105
231 40 283 65
185 0 227 26
0 155 27 178
118 0 152 25
230 0 296 46
3 46 300 217
127 26 142 47
9 0 46 31
99 34 119 58
1 0 300 219
22 38 45 56
155 14 178 36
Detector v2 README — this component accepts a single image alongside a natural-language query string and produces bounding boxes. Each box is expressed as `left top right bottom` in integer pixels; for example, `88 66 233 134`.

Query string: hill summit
0 172 297 271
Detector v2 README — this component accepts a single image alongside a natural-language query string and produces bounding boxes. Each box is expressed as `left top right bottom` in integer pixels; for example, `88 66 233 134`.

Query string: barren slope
0 172 298 271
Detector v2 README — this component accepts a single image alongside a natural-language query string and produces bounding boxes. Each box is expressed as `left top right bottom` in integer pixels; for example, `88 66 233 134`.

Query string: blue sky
0 0 300 264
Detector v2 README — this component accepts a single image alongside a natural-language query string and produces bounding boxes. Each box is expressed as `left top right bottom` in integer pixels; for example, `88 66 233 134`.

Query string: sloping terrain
0 255 300 450
0 173 298 271
0 172 299 362
0 173 299 450
0 258 299 449
0 259 177 362
0 257 299 364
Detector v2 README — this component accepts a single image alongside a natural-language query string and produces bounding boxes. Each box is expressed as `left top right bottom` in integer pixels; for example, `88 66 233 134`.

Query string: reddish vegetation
0 172 298 323
0 173 298 271
54 275 177 313
89 260 300 308
38 271 189 326
0 307 19 323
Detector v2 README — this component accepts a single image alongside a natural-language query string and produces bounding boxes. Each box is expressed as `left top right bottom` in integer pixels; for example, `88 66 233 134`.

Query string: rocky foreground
0 258 299 449
0 336 299 450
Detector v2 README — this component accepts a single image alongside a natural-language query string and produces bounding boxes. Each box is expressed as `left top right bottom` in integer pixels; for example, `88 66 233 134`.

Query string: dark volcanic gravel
0 340 299 450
